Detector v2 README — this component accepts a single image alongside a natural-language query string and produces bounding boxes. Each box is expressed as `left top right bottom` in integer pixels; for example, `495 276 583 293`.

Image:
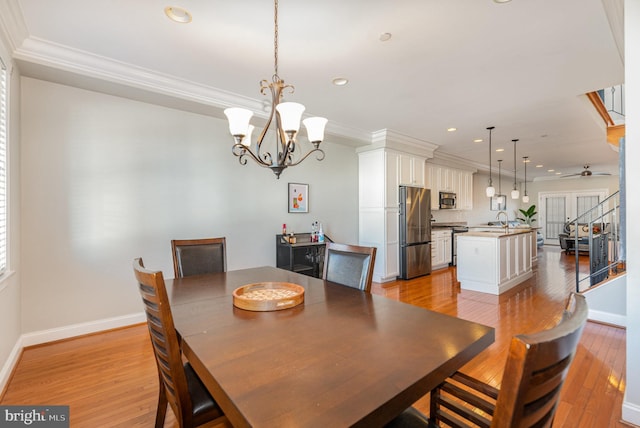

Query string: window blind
0 57 7 274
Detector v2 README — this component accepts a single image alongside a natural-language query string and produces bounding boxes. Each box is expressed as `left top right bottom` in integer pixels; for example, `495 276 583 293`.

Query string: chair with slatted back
133 258 227 428
386 293 588 428
322 242 377 292
171 237 227 278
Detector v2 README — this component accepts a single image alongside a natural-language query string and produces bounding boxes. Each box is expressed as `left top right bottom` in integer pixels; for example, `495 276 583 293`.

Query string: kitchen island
456 228 534 295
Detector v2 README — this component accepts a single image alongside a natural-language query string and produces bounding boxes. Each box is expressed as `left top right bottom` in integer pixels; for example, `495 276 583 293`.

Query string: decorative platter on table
233 282 305 311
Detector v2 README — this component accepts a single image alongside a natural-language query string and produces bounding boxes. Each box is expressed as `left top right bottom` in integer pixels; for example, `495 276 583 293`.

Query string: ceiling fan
561 165 611 178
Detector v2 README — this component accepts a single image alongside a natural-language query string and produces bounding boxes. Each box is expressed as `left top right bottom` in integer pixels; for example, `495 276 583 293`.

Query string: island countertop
464 228 533 238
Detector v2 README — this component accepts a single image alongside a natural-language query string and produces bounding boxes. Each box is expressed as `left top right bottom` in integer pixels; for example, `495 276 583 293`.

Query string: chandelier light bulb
303 117 328 143
224 108 253 137
522 194 530 203
243 125 254 147
511 189 520 199
486 186 496 197
276 102 305 133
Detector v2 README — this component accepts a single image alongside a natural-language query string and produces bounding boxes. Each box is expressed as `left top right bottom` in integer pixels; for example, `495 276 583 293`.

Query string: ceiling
0 0 625 181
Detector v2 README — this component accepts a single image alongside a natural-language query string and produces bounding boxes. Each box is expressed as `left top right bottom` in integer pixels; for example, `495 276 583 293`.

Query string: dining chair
133 258 227 428
171 237 226 278
386 292 588 428
322 242 377 292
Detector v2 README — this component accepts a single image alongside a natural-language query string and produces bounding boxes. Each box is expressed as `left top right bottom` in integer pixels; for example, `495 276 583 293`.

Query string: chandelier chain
274 0 279 77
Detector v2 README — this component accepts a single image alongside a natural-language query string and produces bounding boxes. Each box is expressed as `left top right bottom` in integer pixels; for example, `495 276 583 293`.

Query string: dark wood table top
167 266 494 428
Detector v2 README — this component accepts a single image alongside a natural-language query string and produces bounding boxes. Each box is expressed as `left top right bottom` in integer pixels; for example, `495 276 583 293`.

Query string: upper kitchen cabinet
398 153 425 187
425 163 474 210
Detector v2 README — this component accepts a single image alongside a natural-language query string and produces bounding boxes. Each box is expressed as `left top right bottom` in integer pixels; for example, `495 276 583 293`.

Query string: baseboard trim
587 309 627 328
0 336 23 399
21 312 146 347
622 399 640 426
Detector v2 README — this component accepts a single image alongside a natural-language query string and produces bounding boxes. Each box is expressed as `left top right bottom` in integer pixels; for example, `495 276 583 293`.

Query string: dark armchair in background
558 222 608 253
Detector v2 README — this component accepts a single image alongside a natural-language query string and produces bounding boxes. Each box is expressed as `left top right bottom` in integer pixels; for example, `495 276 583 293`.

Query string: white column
623 0 640 424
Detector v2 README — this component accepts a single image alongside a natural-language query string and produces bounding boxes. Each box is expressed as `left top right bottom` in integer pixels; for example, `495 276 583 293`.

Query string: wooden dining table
166 266 494 428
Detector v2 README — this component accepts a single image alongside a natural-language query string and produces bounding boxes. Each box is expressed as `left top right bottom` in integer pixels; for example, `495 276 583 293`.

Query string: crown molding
13 36 372 147
0 0 28 53
361 129 439 158
428 152 479 173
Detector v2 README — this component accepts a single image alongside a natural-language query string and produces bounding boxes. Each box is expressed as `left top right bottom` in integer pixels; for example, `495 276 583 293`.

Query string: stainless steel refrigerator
399 186 432 279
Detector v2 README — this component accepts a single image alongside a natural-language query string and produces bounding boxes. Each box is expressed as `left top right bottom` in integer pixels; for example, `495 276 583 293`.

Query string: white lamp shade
303 117 328 142
511 189 520 199
276 102 305 132
486 186 496 197
522 194 530 203
224 108 253 136
242 125 254 147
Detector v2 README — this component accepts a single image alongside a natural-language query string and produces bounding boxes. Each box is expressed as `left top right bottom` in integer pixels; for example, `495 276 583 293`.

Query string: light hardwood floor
0 246 630 427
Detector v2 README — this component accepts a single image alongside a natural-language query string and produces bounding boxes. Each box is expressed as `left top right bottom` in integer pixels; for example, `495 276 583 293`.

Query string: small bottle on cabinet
282 223 287 235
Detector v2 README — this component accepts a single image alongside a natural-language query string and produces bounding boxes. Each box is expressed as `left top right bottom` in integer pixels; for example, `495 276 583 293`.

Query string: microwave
439 192 457 209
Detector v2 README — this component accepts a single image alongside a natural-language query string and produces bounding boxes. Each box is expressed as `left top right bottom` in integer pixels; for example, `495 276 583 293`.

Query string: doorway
538 190 608 245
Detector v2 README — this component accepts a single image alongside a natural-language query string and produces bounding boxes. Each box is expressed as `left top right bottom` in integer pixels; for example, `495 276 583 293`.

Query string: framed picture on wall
491 195 507 211
288 183 309 213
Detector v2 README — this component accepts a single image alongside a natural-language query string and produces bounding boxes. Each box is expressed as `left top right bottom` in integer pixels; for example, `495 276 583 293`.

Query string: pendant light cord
513 139 518 190
487 126 494 186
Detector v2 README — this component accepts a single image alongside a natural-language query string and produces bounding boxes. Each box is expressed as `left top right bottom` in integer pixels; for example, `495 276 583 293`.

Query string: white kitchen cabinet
399 153 426 187
457 170 474 210
424 163 474 210
424 164 441 210
431 229 452 270
358 149 405 282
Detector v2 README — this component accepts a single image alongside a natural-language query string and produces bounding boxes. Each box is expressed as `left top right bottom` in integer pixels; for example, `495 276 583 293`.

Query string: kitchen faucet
496 210 509 232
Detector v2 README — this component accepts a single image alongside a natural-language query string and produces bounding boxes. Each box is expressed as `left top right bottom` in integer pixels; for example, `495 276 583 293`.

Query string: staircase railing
567 191 623 292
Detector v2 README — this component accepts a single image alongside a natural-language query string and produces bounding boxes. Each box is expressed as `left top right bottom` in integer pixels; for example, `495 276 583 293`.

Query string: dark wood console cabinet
276 233 331 278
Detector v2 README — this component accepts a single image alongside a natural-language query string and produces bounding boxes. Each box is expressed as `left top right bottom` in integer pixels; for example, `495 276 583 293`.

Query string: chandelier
223 0 327 178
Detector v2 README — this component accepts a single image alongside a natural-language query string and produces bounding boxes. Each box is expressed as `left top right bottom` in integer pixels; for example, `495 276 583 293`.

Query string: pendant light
497 159 505 205
511 139 520 199
522 156 530 203
486 126 496 197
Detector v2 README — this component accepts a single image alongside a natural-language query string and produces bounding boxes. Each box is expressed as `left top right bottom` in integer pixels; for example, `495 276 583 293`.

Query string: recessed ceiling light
473 138 483 143
447 127 457 132
556 172 562 175
548 169 555 172
536 164 543 168
379 33 392 42
493 0 512 3
332 77 349 86
165 6 192 23
496 148 505 152
523 159 531 163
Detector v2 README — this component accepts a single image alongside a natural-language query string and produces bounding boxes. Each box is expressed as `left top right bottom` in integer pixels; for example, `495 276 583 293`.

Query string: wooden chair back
428 293 588 428
133 258 196 426
492 293 588 426
171 237 226 278
322 242 376 292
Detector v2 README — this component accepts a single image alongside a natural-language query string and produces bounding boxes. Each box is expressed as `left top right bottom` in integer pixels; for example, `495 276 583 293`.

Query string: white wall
19 77 359 334
623 0 640 423
0 36 22 391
